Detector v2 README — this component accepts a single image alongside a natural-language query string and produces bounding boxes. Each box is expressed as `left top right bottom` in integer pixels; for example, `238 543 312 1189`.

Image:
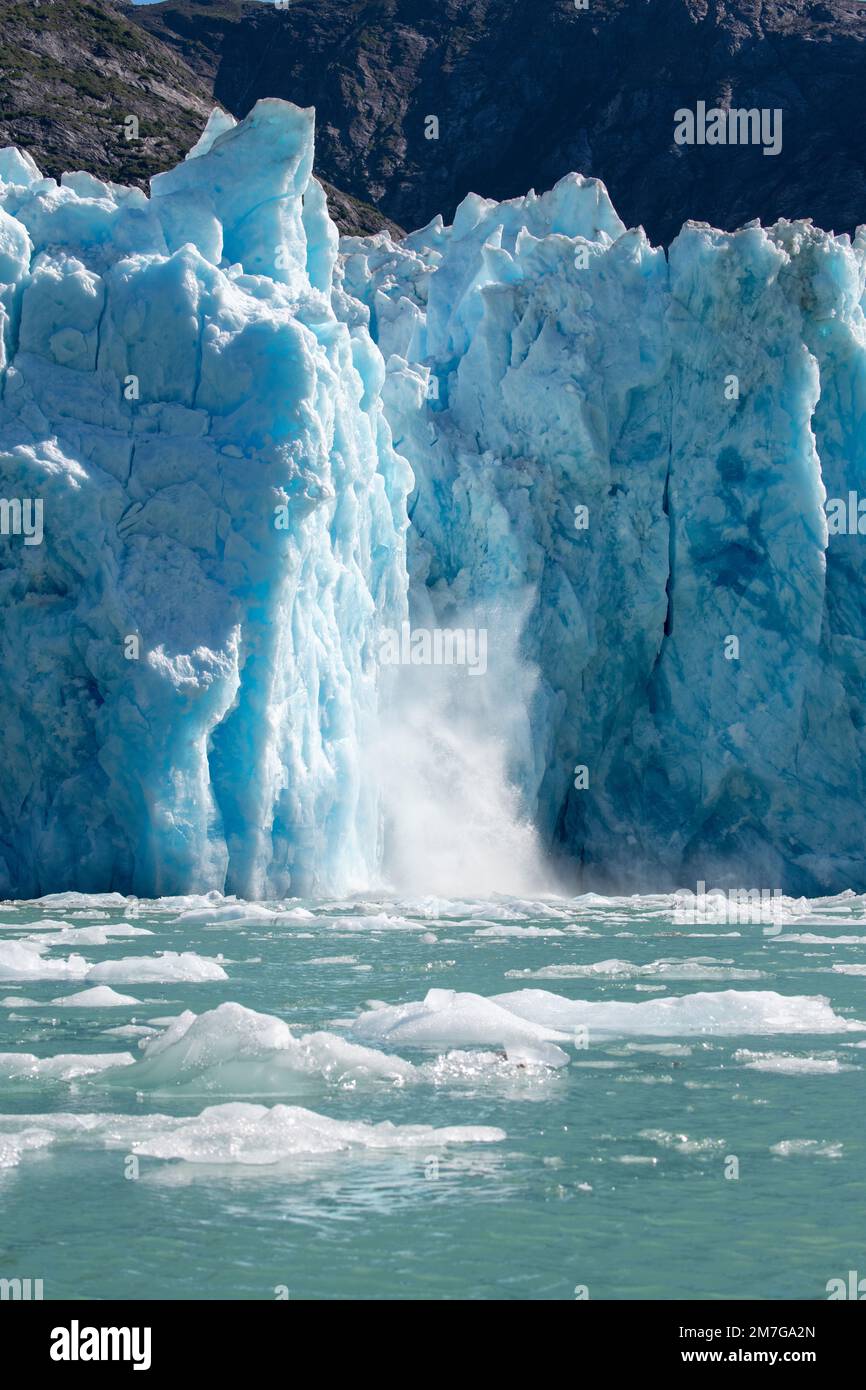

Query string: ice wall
3 99 865 899
0 101 411 898
344 186 866 895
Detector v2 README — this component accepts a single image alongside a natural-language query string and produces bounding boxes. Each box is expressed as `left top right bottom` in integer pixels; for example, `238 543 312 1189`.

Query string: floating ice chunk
0 941 89 981
776 935 866 945
174 903 282 925
128 1102 505 1166
356 983 866 1047
638 1129 726 1155
87 952 228 984
352 987 572 1063
474 925 565 938
305 955 359 966
126 1002 416 1091
417 1047 566 1086
505 958 765 981
50 986 140 1008
0 1103 504 1169
0 1127 56 1168
771 1139 844 1158
501 1041 570 1068
30 894 132 911
20 925 153 946
1 919 76 932
489 987 864 1038
733 1050 855 1074
0 1051 135 1081
103 1025 159 1039
327 915 421 932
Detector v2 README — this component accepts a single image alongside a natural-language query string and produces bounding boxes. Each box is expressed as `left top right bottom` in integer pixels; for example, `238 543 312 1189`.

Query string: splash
373 603 552 897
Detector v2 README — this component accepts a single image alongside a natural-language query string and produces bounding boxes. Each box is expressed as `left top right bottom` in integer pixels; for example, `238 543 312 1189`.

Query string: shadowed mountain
0 0 403 235
133 0 866 242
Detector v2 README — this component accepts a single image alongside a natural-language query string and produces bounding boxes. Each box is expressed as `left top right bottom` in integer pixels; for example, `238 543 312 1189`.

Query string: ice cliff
343 180 866 896
0 101 411 898
2 99 865 897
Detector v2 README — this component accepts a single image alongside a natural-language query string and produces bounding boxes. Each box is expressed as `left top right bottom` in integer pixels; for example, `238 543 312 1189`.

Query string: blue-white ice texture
0 102 411 897
343 179 866 895
3 98 866 898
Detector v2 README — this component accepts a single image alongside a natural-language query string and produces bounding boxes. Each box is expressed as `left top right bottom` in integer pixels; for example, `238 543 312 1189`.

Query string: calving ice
50 1321 151 1371
674 101 782 155
379 622 488 675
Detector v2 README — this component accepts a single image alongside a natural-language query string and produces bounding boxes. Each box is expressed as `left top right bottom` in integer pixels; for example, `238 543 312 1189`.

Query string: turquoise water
1 891 865 1300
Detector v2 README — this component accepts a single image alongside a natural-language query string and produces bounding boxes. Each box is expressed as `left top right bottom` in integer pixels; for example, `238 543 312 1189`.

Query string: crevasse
1 99 865 898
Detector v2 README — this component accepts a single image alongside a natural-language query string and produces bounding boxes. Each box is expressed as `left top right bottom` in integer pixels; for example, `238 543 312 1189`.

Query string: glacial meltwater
1 890 864 1300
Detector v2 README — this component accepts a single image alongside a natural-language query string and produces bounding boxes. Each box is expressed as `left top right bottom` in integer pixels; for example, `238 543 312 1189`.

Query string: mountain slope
135 0 866 242
0 0 402 235
0 0 214 186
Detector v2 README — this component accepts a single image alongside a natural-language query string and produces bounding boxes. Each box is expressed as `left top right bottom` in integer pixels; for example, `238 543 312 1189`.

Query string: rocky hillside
135 0 866 242
1 0 864 241
0 0 402 234
0 0 214 186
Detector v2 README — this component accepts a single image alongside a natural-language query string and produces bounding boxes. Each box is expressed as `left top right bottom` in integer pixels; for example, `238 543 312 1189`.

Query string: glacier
344 172 866 896
1 98 865 898
0 102 411 899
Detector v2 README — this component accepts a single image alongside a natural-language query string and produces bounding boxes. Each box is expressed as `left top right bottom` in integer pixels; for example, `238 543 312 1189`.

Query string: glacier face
344 181 866 896
0 102 411 898
1 99 865 898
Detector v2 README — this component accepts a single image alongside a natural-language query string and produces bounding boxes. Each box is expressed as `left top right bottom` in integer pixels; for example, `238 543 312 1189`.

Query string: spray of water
372 603 552 898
